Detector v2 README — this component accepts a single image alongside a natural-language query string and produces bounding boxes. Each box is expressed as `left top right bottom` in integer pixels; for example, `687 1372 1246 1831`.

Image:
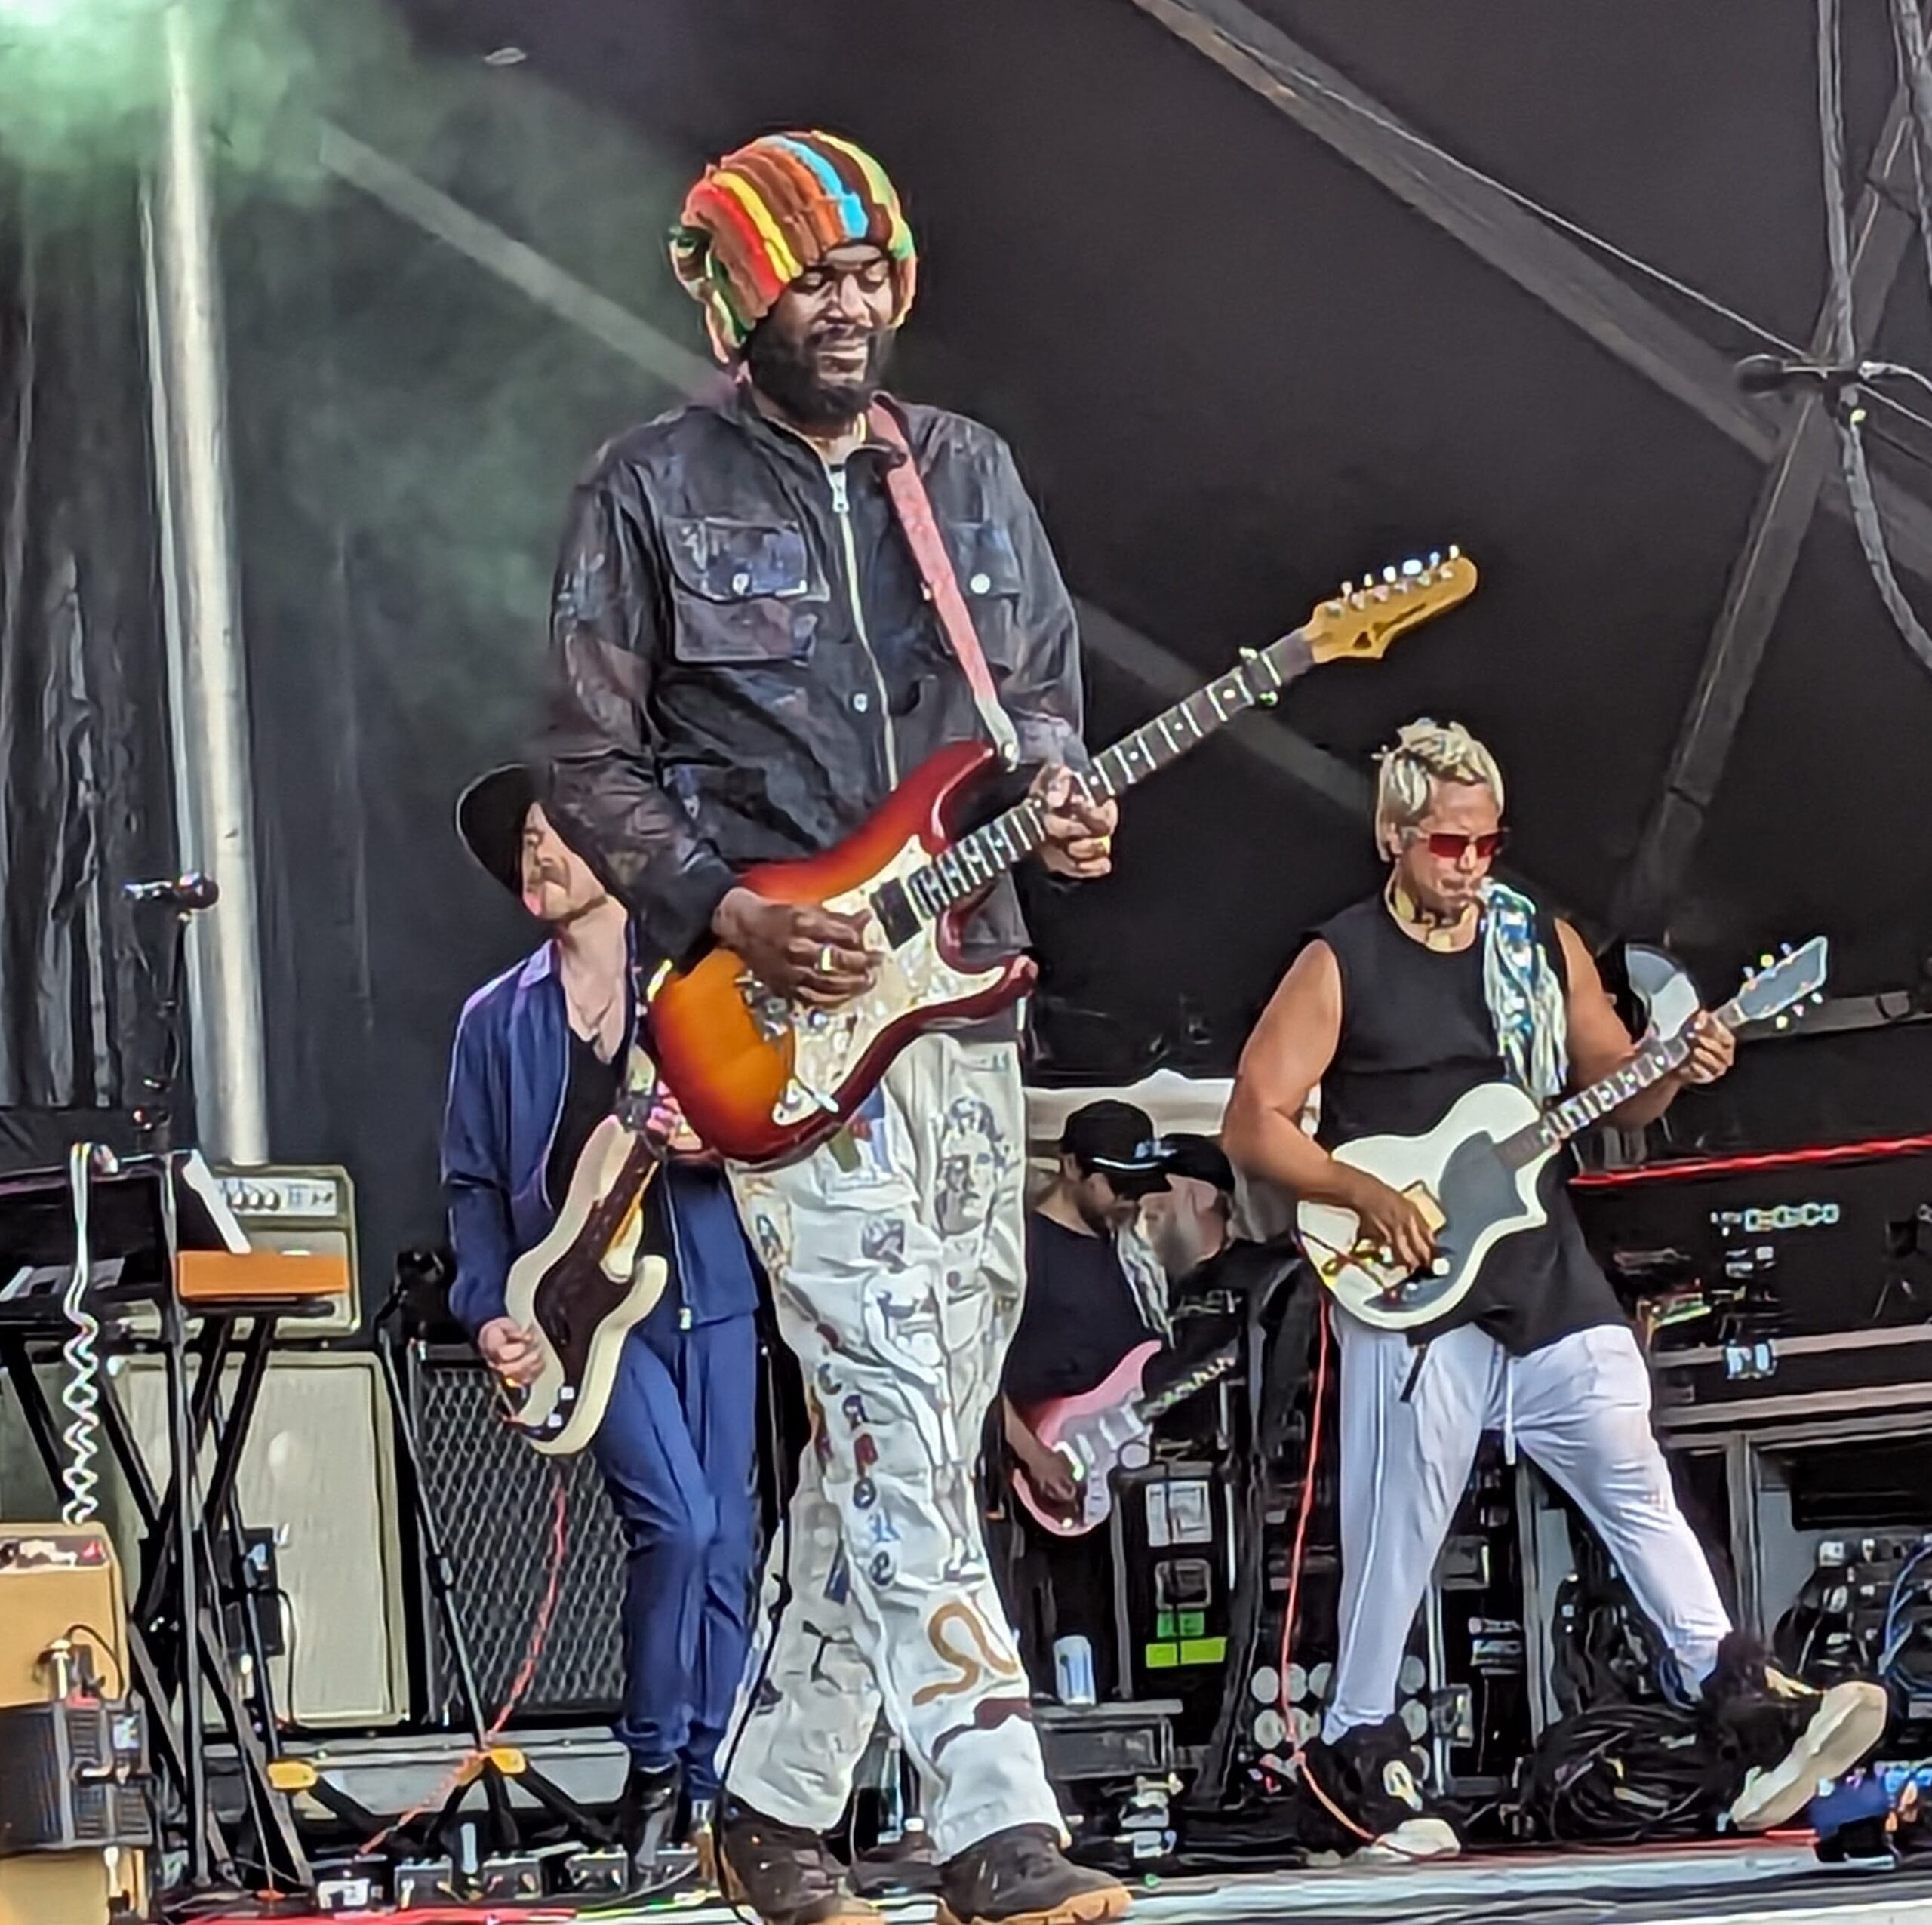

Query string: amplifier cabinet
407 1348 626 1725
105 1354 409 1727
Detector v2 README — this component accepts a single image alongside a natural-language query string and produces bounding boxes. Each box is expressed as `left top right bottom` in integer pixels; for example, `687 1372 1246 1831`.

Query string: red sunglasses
1414 829 1507 862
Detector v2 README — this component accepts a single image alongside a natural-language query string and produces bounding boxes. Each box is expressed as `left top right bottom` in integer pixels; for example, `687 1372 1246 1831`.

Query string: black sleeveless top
1313 895 1623 1355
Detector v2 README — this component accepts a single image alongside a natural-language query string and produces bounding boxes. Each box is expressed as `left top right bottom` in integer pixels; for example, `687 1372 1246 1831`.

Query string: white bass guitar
1300 939 1828 1330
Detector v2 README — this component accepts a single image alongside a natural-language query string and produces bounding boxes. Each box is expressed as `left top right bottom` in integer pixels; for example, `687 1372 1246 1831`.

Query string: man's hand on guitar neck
1033 766 1118 879
713 888 878 1007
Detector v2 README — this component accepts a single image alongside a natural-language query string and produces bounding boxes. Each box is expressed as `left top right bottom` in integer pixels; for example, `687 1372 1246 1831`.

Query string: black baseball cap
1161 1133 1235 1196
456 763 537 896
1061 1100 1171 1198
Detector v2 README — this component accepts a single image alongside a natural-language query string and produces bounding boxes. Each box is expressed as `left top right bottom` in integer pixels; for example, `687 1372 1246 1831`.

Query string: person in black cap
441 765 762 1886
995 1100 1173 1699
1138 1133 1237 1289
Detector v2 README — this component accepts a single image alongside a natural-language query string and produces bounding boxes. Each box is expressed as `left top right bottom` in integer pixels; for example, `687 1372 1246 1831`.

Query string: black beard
744 318 895 431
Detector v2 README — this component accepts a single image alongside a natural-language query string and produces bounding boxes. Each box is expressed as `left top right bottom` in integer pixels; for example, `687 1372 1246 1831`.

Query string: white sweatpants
1324 1315 1733 1742
722 1033 1060 1860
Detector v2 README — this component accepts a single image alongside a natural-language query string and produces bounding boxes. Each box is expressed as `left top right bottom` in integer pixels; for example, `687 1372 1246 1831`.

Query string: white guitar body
1300 1081 1553 1330
1299 935 1832 1331
503 1114 669 1456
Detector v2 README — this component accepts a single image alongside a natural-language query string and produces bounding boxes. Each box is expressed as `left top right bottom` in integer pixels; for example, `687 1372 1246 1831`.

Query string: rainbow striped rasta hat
670 131 918 361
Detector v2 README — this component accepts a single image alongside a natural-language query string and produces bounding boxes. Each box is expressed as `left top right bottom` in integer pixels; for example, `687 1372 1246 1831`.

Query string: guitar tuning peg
1428 550 1442 567
1382 565 1398 583
1759 953 1774 969
1340 579 1354 595
1401 558 1423 577
1780 942 1792 955
1811 991 1825 1005
1775 1014 1791 1029
1447 543 1461 560
1325 599 1344 616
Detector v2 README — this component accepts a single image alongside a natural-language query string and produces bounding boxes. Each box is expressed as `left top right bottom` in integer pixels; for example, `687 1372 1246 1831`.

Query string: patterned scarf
1480 880 1568 1101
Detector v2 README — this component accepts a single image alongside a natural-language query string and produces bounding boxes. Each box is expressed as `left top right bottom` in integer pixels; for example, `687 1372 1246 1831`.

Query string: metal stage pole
142 0 270 1167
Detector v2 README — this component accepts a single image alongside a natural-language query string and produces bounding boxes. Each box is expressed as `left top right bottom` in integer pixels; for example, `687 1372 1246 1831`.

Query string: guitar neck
903 634 1315 920
1497 994 1746 1170
1134 1339 1241 1425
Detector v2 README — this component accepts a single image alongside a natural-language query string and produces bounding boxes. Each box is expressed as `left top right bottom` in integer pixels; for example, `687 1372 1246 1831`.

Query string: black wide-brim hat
455 763 537 896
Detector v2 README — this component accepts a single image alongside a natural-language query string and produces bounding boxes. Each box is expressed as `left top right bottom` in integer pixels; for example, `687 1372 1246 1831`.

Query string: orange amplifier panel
176 1247 352 1306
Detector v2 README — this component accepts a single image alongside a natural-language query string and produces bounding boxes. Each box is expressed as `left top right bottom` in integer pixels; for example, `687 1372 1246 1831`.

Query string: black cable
58 1620 128 1699
1820 0 1932 675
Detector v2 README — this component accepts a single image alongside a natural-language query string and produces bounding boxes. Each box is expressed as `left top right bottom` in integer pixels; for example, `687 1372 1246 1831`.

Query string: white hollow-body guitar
1301 939 1829 1330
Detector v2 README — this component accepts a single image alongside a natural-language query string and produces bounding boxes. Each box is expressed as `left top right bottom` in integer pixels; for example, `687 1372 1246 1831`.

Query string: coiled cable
60 1142 108 1527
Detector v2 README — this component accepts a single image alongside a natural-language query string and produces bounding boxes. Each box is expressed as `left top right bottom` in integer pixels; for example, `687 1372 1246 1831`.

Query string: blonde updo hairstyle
1372 718 1505 862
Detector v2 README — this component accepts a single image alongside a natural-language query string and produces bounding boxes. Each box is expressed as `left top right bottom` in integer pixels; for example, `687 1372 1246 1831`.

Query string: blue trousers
589 1310 758 1797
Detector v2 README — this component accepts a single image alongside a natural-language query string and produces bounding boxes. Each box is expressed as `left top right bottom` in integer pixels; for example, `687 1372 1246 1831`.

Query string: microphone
122 872 220 911
1734 352 1873 395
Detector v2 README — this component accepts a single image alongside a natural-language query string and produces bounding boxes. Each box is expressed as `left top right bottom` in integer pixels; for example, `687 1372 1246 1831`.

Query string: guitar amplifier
0 1528 146 1925
408 1349 626 1724
103 1355 410 1727
208 1165 360 1336
1571 1135 1932 1422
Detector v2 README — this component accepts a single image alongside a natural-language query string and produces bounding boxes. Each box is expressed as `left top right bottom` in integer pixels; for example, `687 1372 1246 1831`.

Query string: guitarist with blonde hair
1225 718 1883 1858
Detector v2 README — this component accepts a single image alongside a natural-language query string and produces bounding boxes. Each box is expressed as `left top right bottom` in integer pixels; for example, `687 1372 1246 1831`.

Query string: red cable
358 1468 571 1858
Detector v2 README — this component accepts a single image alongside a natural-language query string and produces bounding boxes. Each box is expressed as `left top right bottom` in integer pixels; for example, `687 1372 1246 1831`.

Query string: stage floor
592 1844 1932 1925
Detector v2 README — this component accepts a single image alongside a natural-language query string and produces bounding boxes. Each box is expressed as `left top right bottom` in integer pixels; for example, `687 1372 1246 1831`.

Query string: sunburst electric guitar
1301 938 1829 1331
648 552 1479 1167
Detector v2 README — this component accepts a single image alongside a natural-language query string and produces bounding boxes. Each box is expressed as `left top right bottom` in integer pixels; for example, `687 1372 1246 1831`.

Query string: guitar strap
867 401 1021 768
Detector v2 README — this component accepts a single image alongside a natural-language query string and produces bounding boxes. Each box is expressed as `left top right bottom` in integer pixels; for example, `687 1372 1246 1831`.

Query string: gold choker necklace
1386 878 1476 952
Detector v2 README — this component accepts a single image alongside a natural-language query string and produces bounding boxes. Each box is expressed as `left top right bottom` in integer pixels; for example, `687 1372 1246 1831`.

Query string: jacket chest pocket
938 519 1024 668
663 515 821 665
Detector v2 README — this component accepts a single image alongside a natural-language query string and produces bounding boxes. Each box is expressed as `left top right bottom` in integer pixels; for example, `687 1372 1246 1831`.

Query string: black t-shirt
546 1029 623 1214
1313 893 1624 1355
1002 1214 1159 1410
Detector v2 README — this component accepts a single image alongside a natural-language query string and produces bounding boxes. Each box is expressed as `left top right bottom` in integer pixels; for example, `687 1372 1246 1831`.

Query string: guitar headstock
1731 936 1829 1031
1303 549 1479 665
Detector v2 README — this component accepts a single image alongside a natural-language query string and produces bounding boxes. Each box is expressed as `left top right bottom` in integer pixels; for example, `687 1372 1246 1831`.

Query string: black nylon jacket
542 383 1089 972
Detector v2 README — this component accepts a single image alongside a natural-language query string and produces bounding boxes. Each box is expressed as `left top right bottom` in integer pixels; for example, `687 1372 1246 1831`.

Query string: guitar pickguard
767 835 1006 1128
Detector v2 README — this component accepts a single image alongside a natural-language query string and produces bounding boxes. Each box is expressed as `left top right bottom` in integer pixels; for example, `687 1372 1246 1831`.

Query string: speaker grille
411 1351 626 1722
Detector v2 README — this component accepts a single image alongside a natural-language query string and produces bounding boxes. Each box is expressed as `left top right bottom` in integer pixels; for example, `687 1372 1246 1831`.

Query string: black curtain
0 169 177 1156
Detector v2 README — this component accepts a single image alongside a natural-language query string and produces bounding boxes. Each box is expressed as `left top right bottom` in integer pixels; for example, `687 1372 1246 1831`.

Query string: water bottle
1054 1634 1097 1706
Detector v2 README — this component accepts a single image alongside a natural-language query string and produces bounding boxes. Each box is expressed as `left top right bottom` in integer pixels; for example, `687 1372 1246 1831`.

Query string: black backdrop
0 169 177 1155
10 0 1932 1274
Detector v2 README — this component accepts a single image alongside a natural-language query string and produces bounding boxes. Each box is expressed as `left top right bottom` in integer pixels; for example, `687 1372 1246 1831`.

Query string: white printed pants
723 1033 1061 1859
1324 1316 1734 1742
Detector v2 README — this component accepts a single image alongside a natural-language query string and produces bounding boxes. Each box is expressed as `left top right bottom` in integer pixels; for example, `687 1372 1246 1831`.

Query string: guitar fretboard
1497 995 1746 1171
900 637 1314 922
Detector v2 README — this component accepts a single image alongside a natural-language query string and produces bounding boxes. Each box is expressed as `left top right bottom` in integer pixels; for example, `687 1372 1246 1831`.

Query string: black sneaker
936 1824 1129 1925
716 1797 881 1925
616 1760 688 1892
1702 1636 1889 1832
1298 1717 1460 1859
